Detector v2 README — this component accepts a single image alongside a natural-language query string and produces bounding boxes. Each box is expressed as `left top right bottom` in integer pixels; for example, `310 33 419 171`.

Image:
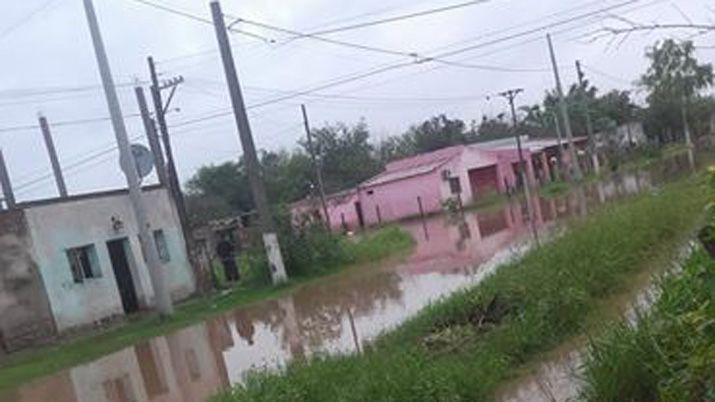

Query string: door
469 165 499 198
107 239 139 314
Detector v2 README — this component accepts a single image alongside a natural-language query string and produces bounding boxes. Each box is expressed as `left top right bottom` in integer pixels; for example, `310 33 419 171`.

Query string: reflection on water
0 154 698 402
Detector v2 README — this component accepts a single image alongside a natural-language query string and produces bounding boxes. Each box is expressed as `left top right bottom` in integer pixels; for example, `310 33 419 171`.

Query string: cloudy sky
0 0 712 201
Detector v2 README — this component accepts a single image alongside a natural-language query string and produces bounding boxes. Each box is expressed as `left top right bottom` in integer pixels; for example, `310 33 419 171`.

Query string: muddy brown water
0 153 699 402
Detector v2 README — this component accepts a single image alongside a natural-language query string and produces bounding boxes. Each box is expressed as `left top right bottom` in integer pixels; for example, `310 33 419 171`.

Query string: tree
308 120 382 193
640 39 713 144
404 114 468 153
474 114 512 142
186 161 253 213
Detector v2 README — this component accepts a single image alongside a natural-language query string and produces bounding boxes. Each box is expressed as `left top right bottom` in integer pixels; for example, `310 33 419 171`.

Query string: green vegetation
0 226 413 392
214 177 706 402
580 248 715 401
539 180 571 198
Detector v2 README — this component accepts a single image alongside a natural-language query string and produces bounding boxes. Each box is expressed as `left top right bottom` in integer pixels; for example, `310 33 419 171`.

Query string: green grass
0 226 413 392
580 247 715 402
213 176 707 402
539 180 571 198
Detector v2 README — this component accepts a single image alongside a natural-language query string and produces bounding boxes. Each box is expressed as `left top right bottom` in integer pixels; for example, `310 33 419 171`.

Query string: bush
580 249 715 402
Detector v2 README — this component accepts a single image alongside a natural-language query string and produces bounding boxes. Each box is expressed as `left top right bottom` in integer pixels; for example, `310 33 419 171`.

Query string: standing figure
216 237 239 282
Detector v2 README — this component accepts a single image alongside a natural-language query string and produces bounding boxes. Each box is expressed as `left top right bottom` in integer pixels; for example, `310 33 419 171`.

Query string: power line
166 0 644 130
581 64 635 85
0 81 142 100
0 113 142 134
289 0 490 37
229 16 554 72
0 0 60 42
125 0 275 43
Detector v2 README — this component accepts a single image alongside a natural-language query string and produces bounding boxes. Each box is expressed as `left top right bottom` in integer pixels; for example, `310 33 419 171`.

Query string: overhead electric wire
229 16 553 72
0 80 142 100
293 0 490 37
125 0 275 43
0 0 60 42
0 113 142 134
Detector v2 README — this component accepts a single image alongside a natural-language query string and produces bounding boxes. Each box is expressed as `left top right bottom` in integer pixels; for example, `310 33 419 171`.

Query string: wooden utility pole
38 115 68 198
134 86 167 185
301 104 331 231
0 149 16 209
147 57 187 229
575 60 601 175
210 0 288 284
547 33 582 181
498 88 540 245
83 0 173 315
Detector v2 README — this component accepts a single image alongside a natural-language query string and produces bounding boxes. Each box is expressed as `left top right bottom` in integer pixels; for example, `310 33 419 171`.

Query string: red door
469 165 499 199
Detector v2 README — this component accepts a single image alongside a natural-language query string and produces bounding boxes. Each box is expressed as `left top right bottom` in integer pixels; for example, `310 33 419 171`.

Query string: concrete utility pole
682 97 693 147
38 115 68 198
0 149 16 209
83 0 173 316
575 60 601 175
147 57 187 230
210 0 288 284
301 104 331 231
547 33 583 181
498 88 540 245
134 86 167 185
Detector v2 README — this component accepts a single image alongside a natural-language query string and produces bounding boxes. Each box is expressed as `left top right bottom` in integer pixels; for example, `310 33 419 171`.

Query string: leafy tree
404 114 468 153
640 39 713 143
186 160 253 213
474 114 513 142
309 120 382 192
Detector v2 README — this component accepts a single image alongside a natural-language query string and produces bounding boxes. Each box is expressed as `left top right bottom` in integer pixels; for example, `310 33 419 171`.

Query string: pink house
355 144 537 227
292 137 586 231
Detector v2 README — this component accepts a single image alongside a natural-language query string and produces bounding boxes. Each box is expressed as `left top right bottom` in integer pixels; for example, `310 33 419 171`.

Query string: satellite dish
122 144 154 180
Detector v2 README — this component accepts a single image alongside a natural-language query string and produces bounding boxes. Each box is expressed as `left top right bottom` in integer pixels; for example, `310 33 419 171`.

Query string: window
66 245 100 283
449 177 462 195
153 230 170 263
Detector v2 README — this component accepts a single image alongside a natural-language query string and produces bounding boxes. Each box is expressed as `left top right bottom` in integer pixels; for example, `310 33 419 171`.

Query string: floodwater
0 152 699 402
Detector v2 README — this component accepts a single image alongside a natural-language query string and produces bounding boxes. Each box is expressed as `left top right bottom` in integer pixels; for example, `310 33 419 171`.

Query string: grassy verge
214 176 706 402
580 247 715 401
0 226 413 392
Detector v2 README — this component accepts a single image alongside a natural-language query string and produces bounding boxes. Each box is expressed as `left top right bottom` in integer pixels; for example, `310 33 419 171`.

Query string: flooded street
0 154 697 402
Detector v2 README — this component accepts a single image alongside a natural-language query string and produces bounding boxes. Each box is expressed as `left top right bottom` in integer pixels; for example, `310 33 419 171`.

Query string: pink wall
358 169 443 226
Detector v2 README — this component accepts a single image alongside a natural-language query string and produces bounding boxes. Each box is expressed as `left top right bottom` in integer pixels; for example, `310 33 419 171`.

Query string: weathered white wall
23 188 195 332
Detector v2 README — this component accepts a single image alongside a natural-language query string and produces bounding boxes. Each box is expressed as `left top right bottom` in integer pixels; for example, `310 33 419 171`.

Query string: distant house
291 136 587 231
0 186 195 352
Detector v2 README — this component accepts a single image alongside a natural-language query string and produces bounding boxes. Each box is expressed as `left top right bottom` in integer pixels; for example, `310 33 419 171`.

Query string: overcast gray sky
0 0 712 201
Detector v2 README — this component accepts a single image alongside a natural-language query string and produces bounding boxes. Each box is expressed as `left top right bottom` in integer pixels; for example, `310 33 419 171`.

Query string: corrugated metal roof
362 145 466 187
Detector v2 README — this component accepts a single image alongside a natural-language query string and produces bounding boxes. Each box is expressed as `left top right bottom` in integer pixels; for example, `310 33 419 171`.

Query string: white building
0 186 195 350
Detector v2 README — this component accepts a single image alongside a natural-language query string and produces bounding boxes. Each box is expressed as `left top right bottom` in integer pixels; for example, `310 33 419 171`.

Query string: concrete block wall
0 210 56 352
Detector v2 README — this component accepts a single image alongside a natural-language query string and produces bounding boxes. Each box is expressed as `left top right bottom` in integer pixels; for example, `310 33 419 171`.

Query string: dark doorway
354 202 365 228
107 239 139 314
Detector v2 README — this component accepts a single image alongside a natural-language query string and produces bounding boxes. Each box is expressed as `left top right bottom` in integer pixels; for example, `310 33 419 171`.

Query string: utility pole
575 60 601 175
547 33 582 181
552 112 566 181
301 104 331 231
83 0 173 315
498 88 540 245
0 149 16 209
134 86 167 185
210 0 288 284
38 115 68 198
147 57 187 231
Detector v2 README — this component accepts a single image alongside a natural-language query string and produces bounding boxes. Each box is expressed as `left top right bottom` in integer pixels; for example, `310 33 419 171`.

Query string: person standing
216 237 239 282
